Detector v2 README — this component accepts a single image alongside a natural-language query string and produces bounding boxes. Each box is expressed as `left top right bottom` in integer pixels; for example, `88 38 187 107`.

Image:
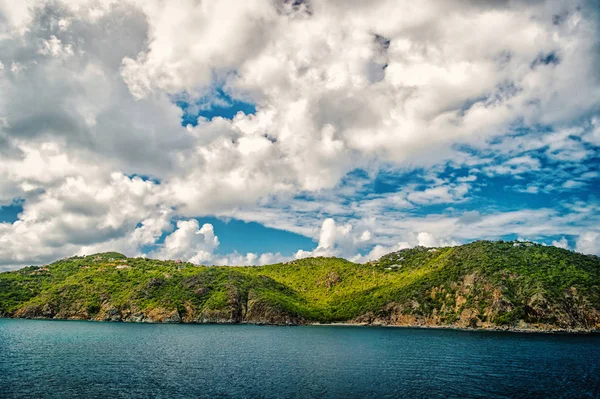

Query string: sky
0 0 599 270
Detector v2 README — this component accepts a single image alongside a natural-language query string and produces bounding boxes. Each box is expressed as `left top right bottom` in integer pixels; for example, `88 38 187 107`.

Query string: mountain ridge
1 240 599 332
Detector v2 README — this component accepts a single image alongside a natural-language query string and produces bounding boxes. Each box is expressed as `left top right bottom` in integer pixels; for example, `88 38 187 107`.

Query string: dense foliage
0 241 599 331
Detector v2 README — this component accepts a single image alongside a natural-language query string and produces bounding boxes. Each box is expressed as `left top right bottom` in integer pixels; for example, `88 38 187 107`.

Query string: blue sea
0 319 599 398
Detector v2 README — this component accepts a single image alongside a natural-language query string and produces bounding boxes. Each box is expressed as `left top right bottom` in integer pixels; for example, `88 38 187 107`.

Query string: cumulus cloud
551 237 570 250
0 170 168 268
0 0 598 268
576 232 600 255
294 218 372 259
293 218 460 262
354 242 412 263
148 219 290 266
151 220 219 264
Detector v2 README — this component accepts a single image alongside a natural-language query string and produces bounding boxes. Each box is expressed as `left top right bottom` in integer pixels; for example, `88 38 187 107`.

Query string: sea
0 319 598 398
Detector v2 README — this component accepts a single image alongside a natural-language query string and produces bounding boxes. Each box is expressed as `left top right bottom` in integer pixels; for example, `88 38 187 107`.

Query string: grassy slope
0 241 599 330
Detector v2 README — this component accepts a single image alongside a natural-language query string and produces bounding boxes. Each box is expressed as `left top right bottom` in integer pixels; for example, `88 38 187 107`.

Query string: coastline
309 322 600 335
1 316 598 335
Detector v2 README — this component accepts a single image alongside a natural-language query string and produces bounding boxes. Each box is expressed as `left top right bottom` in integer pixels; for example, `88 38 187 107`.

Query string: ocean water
0 319 598 398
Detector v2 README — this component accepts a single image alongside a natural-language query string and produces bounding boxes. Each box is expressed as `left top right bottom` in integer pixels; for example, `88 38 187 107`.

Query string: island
1 240 599 333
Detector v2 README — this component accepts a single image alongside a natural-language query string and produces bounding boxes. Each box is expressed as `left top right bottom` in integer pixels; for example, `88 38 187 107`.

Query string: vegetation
0 241 599 331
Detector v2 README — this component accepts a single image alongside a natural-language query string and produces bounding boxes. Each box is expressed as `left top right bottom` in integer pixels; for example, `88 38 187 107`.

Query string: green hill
1 241 599 332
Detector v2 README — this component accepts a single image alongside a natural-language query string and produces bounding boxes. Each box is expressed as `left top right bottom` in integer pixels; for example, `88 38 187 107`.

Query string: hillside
1 241 599 332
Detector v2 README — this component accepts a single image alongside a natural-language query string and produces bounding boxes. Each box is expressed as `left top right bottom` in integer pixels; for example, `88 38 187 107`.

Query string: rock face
2 242 600 332
350 273 600 332
182 286 305 325
9 285 305 326
14 303 59 319
10 281 598 331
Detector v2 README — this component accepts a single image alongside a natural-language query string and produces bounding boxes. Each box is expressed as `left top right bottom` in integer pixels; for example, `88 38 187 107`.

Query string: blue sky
174 87 256 126
124 88 600 258
2 91 599 260
0 203 23 224
142 216 315 257
0 0 599 269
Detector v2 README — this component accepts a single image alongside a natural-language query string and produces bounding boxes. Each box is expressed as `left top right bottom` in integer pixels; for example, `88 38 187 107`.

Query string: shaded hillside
0 241 599 332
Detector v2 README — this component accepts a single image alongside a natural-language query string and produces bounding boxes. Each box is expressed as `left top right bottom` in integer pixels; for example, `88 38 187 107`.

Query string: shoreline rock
1 315 598 334
2 242 599 334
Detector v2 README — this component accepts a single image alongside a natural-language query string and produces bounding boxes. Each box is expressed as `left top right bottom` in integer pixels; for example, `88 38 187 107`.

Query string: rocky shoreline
2 244 599 334
316 322 600 334
2 315 598 334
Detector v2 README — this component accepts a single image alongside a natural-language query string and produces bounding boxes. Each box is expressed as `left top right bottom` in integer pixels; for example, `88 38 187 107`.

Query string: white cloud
210 251 289 267
147 219 291 266
353 242 412 263
292 218 462 262
294 218 372 259
417 232 438 247
406 183 470 205
484 155 541 176
551 237 570 250
0 169 168 268
37 35 73 57
151 219 219 263
0 0 598 268
562 180 585 189
575 232 600 255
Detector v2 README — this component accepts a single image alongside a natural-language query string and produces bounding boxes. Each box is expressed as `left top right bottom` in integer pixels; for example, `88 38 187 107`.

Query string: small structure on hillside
30 267 49 275
513 240 535 247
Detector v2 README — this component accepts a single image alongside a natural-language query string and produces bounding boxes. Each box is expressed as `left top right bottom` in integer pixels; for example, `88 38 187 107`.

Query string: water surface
0 319 598 398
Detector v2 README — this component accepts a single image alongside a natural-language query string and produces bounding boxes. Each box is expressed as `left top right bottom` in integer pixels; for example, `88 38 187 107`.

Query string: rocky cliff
1 241 599 332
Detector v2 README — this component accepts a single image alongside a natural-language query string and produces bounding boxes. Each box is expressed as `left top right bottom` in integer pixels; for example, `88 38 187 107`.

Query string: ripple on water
0 320 599 398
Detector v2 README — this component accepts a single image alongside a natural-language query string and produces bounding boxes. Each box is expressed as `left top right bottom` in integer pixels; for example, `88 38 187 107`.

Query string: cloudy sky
0 0 599 270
